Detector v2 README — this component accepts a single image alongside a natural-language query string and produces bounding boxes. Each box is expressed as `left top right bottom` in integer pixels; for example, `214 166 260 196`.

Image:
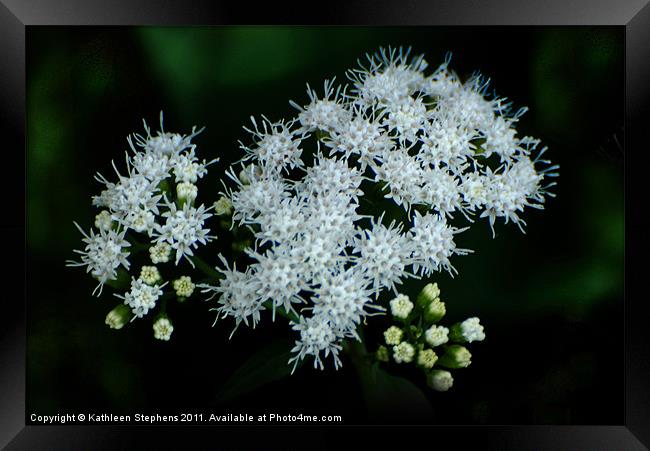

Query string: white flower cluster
206 47 557 372
69 113 218 324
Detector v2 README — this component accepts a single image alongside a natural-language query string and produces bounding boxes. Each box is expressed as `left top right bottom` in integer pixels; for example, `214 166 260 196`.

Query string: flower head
67 223 131 296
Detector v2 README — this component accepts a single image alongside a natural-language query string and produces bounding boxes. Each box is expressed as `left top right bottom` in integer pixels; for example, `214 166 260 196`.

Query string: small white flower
230 175 289 225
116 278 166 318
409 211 471 277
153 317 174 341
205 255 266 332
153 201 213 266
389 294 414 319
241 117 304 173
425 325 449 347
92 171 162 229
67 223 131 296
460 317 486 343
172 149 216 184
129 151 172 182
393 341 416 364
290 79 352 133
173 276 195 298
129 111 202 157
289 314 342 372
352 218 413 294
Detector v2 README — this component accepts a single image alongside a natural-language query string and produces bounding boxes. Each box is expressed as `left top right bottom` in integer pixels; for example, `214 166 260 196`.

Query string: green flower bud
376 345 390 362
427 369 454 392
417 349 438 369
449 317 486 343
438 344 472 369
105 304 132 330
417 282 441 308
424 297 446 323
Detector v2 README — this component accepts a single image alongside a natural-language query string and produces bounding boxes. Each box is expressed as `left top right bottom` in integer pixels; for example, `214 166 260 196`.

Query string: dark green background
27 26 623 424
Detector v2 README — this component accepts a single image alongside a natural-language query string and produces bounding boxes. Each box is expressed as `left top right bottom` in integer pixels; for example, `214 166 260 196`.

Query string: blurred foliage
27 26 623 424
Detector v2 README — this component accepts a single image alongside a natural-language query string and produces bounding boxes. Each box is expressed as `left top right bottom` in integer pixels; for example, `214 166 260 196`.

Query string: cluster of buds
375 282 485 391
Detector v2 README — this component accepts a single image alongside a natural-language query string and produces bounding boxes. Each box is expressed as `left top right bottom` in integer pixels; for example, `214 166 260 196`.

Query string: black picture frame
2 0 649 448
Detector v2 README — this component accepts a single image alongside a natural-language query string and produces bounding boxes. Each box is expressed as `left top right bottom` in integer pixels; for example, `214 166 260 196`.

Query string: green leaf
215 340 299 403
348 341 433 421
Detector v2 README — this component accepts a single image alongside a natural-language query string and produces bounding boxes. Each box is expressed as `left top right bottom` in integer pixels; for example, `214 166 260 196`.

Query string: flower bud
449 317 485 343
424 297 446 323
139 265 161 285
427 369 454 392
425 325 449 347
153 316 174 341
417 349 438 369
149 242 171 264
105 304 132 330
173 275 195 298
384 326 403 346
417 282 441 308
176 182 198 205
389 294 414 320
376 345 390 362
393 342 416 364
94 210 113 231
214 196 233 216
438 344 472 369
